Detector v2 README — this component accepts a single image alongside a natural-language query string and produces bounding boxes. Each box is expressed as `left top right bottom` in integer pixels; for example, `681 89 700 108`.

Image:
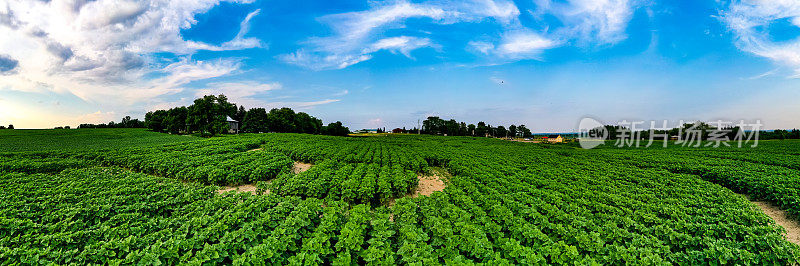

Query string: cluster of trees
759 129 800 140
145 94 350 137
78 116 145 129
238 107 349 136
421 116 532 138
0 124 13 129
595 122 800 141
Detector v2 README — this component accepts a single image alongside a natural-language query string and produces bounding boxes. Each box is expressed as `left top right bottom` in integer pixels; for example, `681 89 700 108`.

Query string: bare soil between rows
216 161 313 195
411 172 446 198
750 199 800 245
293 162 312 174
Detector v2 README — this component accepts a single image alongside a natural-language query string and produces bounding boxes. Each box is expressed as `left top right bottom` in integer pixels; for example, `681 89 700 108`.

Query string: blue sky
1 0 799 131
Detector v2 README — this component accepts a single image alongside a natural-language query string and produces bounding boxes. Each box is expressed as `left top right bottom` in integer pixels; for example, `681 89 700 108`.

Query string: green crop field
2 129 800 264
0 128 199 153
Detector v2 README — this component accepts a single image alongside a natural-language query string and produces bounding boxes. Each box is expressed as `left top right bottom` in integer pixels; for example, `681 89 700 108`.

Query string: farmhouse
544 134 564 143
392 128 403 134
226 116 239 134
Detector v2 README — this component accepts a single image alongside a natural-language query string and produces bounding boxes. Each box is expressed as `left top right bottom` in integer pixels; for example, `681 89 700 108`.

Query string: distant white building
226 116 239 134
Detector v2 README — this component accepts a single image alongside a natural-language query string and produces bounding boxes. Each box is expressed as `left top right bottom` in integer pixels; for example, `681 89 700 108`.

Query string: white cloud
280 0 520 70
535 0 637 46
367 118 384 127
370 36 434 58
292 99 341 108
195 81 282 107
498 31 560 57
260 99 341 110
470 30 560 60
281 0 639 69
279 36 435 70
0 0 262 106
721 0 800 76
333 89 349 96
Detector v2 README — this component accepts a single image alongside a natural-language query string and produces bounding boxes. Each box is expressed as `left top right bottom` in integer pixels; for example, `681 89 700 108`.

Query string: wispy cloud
333 89 349 96
281 0 642 69
721 0 800 77
280 36 436 70
534 0 638 46
280 0 520 70
471 29 561 60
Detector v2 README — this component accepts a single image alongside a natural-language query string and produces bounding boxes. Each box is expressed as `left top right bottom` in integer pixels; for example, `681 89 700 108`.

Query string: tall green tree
476 122 488 137
145 110 168 132
165 107 187 134
496 126 507 138
242 108 269 133
518 124 532 138
186 94 235 136
322 121 350 136
266 108 297 133
234 105 247 122
295 112 323 134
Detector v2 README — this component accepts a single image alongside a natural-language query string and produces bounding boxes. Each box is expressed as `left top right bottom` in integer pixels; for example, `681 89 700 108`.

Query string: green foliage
186 94 235 136
322 121 351 136
242 107 269 133
0 128 197 152
2 134 800 264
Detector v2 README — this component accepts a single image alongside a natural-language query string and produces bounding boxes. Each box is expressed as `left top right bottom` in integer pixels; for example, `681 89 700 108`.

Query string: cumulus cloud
721 0 800 76
535 0 637 46
0 0 262 105
280 0 520 70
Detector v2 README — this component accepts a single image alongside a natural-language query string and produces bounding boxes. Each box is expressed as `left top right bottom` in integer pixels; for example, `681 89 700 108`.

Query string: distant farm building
355 129 379 134
544 135 564 143
226 116 239 134
392 128 403 134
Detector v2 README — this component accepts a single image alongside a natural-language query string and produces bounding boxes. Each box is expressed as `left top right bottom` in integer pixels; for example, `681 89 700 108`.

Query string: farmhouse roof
226 116 237 122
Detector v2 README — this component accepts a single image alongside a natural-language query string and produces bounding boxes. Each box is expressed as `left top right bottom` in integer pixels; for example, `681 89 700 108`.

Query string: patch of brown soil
751 200 800 245
411 173 446 198
293 162 312 174
385 167 451 209
247 148 262 152
217 184 268 195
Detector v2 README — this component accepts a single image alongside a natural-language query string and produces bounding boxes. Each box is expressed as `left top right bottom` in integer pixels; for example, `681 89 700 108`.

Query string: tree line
421 116 533 138
0 124 13 129
594 122 800 141
144 94 349 137
78 116 146 129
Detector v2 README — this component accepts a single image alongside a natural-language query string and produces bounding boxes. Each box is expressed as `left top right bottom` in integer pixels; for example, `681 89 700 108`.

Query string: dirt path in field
411 171 447 198
218 181 272 195
247 148 262 152
216 161 308 195
750 199 800 245
218 184 259 194
293 162 312 174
